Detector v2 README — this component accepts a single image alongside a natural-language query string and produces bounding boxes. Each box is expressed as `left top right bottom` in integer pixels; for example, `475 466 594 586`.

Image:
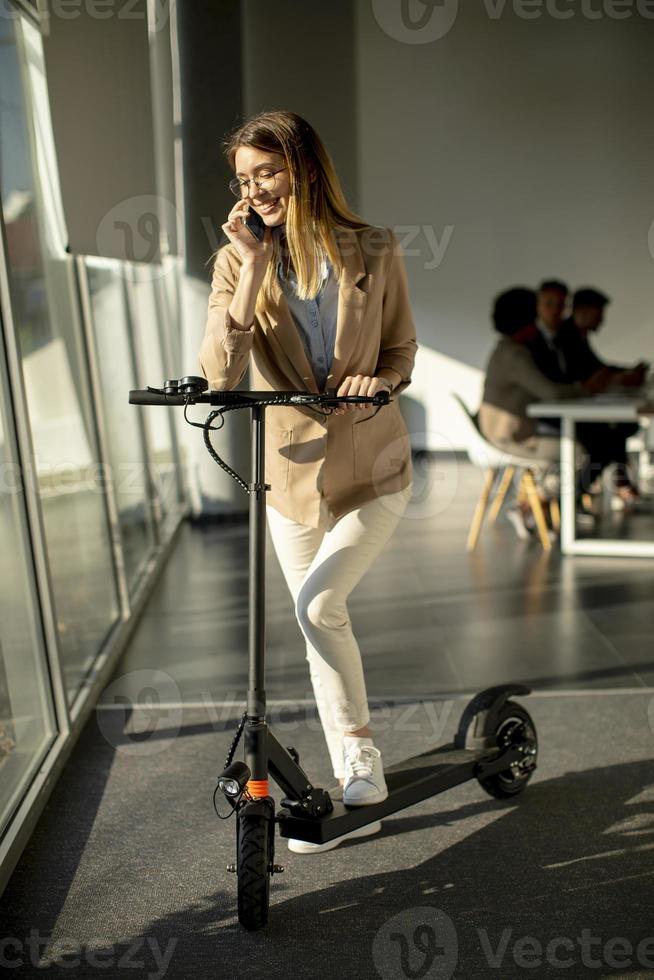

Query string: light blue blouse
277 256 339 392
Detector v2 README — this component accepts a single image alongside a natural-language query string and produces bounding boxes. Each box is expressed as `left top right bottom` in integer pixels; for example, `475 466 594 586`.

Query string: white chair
451 393 557 552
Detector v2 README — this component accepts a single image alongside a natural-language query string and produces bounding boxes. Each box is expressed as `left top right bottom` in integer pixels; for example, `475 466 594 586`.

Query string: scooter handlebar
129 382 391 408
129 388 186 405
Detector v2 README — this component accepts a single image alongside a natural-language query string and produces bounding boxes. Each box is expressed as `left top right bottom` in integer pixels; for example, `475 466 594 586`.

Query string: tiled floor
112 457 654 702
3 456 653 978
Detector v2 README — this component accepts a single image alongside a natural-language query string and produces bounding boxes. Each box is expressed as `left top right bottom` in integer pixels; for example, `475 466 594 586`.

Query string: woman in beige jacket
198 110 418 853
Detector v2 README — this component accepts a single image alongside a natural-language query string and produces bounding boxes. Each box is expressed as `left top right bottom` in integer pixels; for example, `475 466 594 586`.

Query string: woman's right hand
222 200 273 267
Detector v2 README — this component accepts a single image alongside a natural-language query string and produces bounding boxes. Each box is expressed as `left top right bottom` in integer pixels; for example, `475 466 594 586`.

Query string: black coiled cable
182 395 336 494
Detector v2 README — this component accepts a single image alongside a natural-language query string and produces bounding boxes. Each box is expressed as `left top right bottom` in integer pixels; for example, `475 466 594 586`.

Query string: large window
85 260 156 591
0 13 119 706
0 2 186 879
0 11 57 835
0 332 57 836
128 262 185 537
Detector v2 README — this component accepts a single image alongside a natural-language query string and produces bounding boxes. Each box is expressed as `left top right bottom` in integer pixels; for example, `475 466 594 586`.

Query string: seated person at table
533 279 570 381
480 286 589 461
479 288 605 517
559 288 648 388
535 287 646 504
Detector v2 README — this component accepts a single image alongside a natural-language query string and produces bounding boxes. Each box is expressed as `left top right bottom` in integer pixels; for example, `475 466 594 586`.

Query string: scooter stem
245 404 270 784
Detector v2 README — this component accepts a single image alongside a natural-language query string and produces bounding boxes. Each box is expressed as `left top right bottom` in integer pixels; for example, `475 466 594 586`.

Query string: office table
527 395 654 557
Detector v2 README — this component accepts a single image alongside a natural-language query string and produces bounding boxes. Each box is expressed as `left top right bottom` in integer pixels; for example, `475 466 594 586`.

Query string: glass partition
128 263 184 537
85 260 156 591
0 1 188 885
0 9 56 835
0 327 57 837
155 257 189 497
0 12 119 705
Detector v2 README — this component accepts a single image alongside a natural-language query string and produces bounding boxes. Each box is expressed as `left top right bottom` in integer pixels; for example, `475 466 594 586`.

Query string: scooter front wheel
237 802 274 930
477 701 538 799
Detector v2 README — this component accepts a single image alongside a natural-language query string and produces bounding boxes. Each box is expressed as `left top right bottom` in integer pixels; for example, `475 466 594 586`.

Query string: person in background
479 288 605 538
543 288 647 506
533 279 570 382
560 288 648 388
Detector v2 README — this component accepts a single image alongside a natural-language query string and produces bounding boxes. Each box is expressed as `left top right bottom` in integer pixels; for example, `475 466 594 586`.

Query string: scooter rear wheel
237 808 273 930
477 701 538 799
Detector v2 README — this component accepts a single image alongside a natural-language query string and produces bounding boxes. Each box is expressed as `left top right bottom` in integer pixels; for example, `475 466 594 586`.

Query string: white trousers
265 484 413 777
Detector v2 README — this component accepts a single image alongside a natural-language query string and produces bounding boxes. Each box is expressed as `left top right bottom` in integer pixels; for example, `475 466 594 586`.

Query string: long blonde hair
208 110 368 314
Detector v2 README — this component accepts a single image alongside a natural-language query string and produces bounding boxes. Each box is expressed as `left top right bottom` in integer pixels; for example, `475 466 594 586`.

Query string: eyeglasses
229 167 287 198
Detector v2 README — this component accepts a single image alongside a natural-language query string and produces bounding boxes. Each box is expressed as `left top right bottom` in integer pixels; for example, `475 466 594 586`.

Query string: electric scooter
129 376 538 932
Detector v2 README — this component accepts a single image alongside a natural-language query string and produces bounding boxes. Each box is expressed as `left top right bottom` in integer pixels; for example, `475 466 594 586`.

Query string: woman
198 111 418 853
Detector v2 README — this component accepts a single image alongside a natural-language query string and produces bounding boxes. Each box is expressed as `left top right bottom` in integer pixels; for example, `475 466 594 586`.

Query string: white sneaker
287 819 382 853
342 741 389 806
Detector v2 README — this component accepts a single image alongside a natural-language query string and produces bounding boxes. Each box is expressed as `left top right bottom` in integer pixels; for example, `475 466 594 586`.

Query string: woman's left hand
334 375 391 414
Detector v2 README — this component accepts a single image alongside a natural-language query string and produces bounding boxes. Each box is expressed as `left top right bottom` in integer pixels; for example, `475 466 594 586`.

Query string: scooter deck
276 740 519 844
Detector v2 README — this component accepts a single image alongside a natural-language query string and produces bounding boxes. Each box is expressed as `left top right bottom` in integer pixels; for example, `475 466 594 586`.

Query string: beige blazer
479 337 584 448
198 225 418 527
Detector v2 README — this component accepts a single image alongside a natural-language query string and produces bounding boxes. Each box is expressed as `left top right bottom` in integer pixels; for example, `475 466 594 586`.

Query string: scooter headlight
217 761 251 799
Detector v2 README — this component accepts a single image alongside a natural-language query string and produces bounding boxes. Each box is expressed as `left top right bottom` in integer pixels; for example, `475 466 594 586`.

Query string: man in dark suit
558 288 648 388
532 279 570 382
531 286 646 503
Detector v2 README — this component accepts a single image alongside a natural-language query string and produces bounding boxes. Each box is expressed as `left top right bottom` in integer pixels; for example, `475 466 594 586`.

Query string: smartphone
244 206 266 242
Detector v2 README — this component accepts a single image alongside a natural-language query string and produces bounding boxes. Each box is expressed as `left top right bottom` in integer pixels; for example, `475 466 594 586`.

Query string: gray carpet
2 692 653 979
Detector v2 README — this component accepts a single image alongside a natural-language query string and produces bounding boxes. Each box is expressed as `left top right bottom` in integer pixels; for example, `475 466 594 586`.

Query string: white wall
357 1 654 449
242 0 358 203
